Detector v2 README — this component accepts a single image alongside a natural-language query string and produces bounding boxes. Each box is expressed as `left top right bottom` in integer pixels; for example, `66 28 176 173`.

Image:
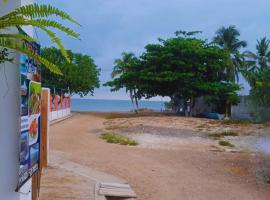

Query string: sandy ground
40 112 270 200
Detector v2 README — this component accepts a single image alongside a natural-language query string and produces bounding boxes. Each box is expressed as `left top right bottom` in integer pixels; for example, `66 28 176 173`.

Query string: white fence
50 108 71 121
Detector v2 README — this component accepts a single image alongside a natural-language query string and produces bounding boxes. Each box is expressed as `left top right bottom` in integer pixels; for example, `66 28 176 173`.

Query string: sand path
40 113 270 200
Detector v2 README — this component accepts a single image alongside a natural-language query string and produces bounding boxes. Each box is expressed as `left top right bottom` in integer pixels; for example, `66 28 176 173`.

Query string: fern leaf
0 17 79 38
0 33 37 42
0 38 62 75
41 28 70 63
33 19 80 38
0 18 73 62
0 4 80 25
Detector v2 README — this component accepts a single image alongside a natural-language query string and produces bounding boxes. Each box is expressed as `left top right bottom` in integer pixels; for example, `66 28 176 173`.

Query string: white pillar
0 1 33 200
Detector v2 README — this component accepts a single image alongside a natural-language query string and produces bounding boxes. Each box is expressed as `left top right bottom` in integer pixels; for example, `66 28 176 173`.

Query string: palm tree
0 3 80 74
242 37 270 88
244 37 270 69
112 52 139 111
213 25 247 82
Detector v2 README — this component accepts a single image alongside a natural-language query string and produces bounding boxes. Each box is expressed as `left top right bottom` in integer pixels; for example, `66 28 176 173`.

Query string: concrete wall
232 96 270 121
0 1 33 200
231 97 253 120
191 97 216 116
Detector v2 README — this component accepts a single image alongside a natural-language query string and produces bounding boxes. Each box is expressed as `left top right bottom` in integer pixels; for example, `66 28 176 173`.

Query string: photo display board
18 30 41 189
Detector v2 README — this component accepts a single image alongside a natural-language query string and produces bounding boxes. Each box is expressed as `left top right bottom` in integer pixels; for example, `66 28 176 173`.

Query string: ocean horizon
71 98 165 112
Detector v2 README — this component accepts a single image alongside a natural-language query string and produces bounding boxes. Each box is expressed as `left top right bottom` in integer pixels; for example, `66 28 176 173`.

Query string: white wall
0 1 33 200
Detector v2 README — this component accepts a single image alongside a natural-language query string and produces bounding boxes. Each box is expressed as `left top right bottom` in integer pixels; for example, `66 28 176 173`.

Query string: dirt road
41 113 270 200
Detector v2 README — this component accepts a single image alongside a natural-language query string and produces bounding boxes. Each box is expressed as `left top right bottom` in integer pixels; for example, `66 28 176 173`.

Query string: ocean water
71 99 165 112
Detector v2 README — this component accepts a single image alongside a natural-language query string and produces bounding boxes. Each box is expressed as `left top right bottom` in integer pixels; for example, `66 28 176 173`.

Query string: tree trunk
134 89 139 110
170 96 183 114
129 89 136 112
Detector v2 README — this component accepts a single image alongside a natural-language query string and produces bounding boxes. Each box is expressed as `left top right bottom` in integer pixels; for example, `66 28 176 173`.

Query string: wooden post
31 88 50 200
41 89 49 168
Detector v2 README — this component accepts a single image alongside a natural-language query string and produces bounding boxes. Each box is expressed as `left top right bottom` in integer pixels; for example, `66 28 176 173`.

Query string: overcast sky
40 0 270 100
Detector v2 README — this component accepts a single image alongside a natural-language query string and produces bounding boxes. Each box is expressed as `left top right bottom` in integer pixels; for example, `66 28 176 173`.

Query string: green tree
41 47 100 97
139 32 240 114
241 38 270 121
105 52 140 110
0 3 80 74
249 68 270 107
213 25 247 82
107 32 240 115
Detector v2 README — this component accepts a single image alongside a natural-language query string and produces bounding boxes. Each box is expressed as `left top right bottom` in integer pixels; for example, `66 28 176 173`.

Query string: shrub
101 132 138 146
219 140 234 147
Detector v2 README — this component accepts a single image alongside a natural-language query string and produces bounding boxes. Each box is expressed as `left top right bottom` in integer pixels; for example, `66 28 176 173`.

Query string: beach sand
40 112 270 200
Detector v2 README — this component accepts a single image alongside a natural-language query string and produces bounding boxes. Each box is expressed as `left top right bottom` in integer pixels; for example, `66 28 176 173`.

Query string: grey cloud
40 0 270 99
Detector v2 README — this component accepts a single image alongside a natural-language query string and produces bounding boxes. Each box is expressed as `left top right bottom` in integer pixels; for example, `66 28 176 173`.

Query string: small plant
209 131 239 139
221 119 250 125
101 132 138 146
196 124 208 129
219 140 234 147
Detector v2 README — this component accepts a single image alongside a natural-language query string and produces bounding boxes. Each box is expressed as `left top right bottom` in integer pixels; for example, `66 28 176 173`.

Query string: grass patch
221 119 250 125
101 132 138 146
106 125 129 130
196 124 208 129
209 131 239 139
219 140 234 147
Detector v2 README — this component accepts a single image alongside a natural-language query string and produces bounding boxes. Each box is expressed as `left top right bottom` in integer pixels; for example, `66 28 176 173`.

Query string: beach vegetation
41 47 100 96
213 25 247 82
210 131 239 139
105 52 140 111
219 140 235 147
241 38 270 122
106 31 241 115
221 119 250 125
101 132 138 146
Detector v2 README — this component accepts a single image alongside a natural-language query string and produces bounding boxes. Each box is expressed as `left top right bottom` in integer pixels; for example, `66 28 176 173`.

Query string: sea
71 99 165 112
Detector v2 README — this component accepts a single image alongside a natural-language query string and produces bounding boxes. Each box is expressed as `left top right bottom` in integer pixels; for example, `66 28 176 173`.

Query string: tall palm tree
0 3 80 74
112 52 139 111
213 25 247 82
242 37 270 88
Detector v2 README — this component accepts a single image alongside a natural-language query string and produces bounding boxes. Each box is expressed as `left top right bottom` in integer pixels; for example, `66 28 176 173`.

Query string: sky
39 0 270 100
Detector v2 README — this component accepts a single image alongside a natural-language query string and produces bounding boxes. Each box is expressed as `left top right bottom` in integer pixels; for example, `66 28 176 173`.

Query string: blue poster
18 32 41 189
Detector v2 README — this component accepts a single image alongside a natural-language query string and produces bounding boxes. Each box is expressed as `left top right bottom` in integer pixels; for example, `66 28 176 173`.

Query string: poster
18 31 41 189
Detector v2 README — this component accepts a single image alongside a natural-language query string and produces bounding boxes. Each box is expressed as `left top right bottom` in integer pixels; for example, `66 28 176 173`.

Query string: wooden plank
98 182 136 198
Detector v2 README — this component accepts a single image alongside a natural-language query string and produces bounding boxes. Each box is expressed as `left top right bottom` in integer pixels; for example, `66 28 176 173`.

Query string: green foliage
249 68 270 107
219 140 234 147
101 132 138 146
241 37 270 122
106 32 241 114
164 101 173 110
221 119 250 125
105 52 141 110
243 38 270 88
0 3 80 74
210 131 239 139
41 47 100 97
213 25 247 82
0 48 13 63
